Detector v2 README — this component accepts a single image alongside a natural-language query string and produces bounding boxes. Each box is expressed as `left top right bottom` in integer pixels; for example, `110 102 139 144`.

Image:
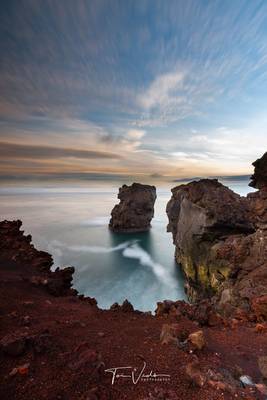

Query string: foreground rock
109 183 156 233
167 152 267 321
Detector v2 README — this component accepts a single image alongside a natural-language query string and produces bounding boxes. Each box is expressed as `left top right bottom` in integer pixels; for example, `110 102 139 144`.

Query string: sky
1 0 267 180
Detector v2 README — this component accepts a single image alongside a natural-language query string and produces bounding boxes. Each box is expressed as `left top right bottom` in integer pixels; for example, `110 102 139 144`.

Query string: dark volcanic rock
109 182 156 233
166 179 253 301
249 151 267 190
0 220 76 297
167 152 267 321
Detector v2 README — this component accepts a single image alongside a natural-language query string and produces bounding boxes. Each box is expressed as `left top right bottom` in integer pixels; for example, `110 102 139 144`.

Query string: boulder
109 183 156 233
160 324 180 345
188 330 205 350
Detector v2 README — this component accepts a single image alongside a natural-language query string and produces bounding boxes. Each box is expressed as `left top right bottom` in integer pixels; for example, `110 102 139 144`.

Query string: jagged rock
110 299 134 312
46 267 75 296
0 220 53 271
109 183 156 233
250 152 267 190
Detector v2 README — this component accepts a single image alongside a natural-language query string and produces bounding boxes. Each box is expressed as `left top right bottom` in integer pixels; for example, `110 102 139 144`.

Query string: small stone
0 332 28 356
255 323 267 333
18 363 30 375
255 383 267 395
231 319 239 329
9 368 18 377
97 332 105 338
160 324 180 345
188 330 205 350
239 375 254 387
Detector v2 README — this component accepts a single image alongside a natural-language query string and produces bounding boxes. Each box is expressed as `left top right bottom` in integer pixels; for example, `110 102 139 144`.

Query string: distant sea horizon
0 175 256 311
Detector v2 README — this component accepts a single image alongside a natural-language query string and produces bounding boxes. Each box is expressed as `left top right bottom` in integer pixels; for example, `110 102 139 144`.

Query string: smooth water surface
0 178 254 311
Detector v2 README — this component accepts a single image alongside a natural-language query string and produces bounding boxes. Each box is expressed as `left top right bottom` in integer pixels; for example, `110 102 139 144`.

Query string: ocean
0 178 254 312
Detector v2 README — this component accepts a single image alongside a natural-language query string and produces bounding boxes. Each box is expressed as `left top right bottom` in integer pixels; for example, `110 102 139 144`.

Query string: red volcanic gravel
0 220 266 400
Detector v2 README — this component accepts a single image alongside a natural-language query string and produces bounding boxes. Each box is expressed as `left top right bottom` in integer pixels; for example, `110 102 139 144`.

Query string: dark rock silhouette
249 151 267 189
109 182 156 233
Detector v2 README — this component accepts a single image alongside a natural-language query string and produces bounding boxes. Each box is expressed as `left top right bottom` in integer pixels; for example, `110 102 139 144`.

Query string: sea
0 177 255 312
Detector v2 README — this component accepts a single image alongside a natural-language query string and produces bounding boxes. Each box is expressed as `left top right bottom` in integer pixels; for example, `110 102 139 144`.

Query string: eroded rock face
167 152 267 320
166 179 254 301
109 183 156 233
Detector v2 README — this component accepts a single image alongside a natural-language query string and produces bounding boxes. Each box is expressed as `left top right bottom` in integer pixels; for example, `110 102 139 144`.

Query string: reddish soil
0 221 267 400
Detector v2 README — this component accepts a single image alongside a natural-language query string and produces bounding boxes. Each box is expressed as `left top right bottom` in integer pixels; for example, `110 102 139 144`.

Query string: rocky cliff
166 152 267 319
109 182 156 233
2 219 267 400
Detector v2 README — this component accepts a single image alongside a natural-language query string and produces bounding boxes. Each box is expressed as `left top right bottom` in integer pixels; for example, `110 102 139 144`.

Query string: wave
50 238 175 287
122 243 175 286
66 241 133 254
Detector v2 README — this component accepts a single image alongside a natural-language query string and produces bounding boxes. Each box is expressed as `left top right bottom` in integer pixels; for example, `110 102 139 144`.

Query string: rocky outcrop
109 182 156 233
249 152 267 190
0 220 77 297
167 152 267 320
166 179 254 301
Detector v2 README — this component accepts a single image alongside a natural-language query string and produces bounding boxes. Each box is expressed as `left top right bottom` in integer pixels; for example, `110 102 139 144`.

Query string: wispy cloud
1 1 267 178
0 141 122 160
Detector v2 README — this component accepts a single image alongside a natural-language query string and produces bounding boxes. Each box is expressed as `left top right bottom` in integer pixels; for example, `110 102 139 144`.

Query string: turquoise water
0 179 254 311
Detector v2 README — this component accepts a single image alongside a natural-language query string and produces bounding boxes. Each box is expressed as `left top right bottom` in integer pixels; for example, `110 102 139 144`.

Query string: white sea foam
122 243 175 286
67 241 133 253
49 238 175 287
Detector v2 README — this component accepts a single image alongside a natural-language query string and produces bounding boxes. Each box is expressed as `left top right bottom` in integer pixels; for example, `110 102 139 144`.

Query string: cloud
0 142 121 160
126 129 146 140
138 69 185 110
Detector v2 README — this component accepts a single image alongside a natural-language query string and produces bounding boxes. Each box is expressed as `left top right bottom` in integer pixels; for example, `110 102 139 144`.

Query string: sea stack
109 183 156 233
